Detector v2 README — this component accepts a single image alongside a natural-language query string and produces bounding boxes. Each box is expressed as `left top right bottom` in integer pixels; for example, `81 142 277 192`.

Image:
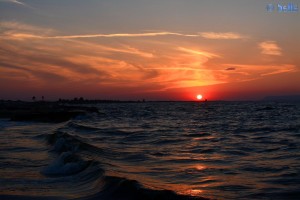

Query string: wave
41 152 93 176
82 176 207 200
67 122 100 131
39 130 209 200
2 102 300 200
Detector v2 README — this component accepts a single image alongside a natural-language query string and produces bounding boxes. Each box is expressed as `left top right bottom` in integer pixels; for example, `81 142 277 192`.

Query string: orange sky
0 1 299 101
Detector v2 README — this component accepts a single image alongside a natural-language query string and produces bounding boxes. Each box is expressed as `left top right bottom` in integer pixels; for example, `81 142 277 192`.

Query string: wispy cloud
225 67 235 71
0 0 24 6
0 31 223 91
1 21 296 98
2 32 200 40
200 32 247 39
0 21 53 34
0 0 33 8
223 64 296 77
178 47 221 58
5 31 249 40
261 65 295 76
259 41 282 56
51 32 200 39
121 45 154 58
0 23 247 41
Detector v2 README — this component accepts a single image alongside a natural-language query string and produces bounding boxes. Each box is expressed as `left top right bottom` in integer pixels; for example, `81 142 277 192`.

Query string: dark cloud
225 67 235 71
143 69 159 79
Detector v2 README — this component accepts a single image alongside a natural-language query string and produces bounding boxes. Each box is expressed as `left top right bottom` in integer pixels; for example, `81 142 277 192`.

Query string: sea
0 101 299 200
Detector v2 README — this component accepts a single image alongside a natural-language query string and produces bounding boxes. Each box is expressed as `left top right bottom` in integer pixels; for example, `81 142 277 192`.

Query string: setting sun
196 94 203 100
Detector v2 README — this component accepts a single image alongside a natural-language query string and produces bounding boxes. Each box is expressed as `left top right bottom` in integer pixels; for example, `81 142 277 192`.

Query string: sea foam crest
41 152 90 176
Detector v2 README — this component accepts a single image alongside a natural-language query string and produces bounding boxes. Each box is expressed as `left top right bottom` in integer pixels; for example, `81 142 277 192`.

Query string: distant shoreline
1 98 299 123
1 97 300 104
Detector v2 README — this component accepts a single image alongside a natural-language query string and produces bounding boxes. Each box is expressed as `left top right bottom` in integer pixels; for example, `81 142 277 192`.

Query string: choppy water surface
0 102 300 200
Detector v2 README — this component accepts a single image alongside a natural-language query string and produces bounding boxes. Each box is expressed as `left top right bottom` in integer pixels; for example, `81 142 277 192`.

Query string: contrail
49 32 199 39
5 31 246 41
7 32 199 40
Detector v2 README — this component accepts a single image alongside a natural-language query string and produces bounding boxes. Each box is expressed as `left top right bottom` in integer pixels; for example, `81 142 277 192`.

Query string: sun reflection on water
195 164 207 171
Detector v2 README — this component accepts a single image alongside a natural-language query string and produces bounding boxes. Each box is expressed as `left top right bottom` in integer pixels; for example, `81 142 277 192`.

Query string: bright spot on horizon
196 94 203 100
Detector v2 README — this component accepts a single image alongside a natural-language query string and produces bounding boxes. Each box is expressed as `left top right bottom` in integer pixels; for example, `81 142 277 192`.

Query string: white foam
41 152 87 176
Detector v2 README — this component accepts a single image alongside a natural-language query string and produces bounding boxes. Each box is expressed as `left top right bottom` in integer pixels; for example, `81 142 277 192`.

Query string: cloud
261 66 295 76
3 21 296 98
115 45 154 58
0 21 52 33
259 41 282 56
0 61 67 82
0 0 24 5
223 64 296 78
225 67 235 71
200 32 247 39
178 47 221 58
0 21 54 40
2 31 200 40
5 31 249 40
0 39 111 84
0 22 247 42
0 0 33 8
0 22 154 59
50 32 200 39
10 0 24 5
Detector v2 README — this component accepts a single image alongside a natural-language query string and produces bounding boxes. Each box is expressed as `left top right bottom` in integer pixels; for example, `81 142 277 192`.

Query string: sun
196 94 203 100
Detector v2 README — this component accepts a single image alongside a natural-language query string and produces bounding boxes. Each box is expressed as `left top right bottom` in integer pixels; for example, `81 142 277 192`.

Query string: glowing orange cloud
259 41 282 56
178 47 221 58
200 32 247 39
3 32 200 40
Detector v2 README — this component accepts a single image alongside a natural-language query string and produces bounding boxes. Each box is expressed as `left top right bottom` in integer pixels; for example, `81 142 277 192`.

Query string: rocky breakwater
0 101 98 123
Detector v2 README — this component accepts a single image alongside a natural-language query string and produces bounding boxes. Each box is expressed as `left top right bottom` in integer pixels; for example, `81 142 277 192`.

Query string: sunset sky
0 0 299 101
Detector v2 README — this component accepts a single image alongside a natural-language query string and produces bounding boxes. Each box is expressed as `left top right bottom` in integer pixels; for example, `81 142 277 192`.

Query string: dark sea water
0 102 300 200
